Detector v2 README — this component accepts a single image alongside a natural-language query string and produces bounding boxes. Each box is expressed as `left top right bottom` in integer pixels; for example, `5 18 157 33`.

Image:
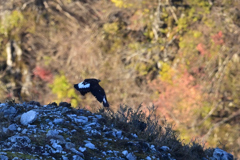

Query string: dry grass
98 104 214 160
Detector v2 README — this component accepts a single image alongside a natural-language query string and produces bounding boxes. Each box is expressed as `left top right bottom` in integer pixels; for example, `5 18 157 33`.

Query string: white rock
103 142 108 146
20 110 38 126
112 131 116 137
71 148 84 157
79 147 86 152
62 155 68 160
85 142 96 149
107 150 113 154
160 146 170 152
122 150 128 156
91 129 101 136
72 155 84 160
113 150 119 156
52 142 63 152
74 116 88 123
146 156 151 160
131 133 138 138
28 124 37 128
116 130 122 138
71 129 77 133
86 122 97 126
21 129 28 134
53 118 64 124
0 103 6 107
95 115 102 119
126 153 136 160
47 130 59 137
150 145 156 151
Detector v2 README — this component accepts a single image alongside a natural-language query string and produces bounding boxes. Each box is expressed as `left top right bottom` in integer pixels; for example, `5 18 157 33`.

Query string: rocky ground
0 101 234 160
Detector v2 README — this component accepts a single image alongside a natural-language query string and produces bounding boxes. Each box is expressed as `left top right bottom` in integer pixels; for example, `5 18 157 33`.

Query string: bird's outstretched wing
74 79 109 107
90 84 109 107
74 84 90 96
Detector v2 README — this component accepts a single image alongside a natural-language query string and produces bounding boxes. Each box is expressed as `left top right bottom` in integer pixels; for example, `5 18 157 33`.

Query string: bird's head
83 78 101 84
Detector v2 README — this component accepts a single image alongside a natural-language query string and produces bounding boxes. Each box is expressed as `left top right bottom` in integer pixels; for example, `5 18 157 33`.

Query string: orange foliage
197 43 207 56
149 65 203 126
211 31 224 45
33 66 53 83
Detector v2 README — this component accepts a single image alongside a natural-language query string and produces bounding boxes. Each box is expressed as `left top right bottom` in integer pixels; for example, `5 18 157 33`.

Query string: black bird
74 79 109 107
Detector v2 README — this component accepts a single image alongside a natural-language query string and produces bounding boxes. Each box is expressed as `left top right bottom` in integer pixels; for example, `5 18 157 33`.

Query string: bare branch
202 109 240 140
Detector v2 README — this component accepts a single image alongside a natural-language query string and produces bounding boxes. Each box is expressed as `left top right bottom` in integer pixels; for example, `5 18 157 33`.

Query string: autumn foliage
0 0 240 158
33 66 53 82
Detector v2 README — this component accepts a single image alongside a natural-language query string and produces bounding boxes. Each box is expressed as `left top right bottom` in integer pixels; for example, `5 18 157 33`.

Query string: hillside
0 0 240 158
0 101 234 160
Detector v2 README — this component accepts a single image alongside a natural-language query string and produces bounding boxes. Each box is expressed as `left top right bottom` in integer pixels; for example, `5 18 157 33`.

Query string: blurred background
0 0 239 158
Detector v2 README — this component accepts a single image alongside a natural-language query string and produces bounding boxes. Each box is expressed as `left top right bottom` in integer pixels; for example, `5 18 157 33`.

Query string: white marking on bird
103 96 106 103
78 82 90 89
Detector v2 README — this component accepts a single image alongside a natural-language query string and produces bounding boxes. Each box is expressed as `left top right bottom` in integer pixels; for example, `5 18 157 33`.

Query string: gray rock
79 147 86 152
62 156 69 160
150 145 156 151
91 129 101 136
68 144 84 157
65 142 75 150
0 102 235 160
51 139 63 153
20 110 38 125
212 148 233 160
1 106 17 118
62 107 71 113
9 135 31 143
8 124 17 131
95 115 102 119
47 130 59 137
159 146 170 152
146 156 151 160
21 129 28 134
74 116 88 124
53 118 64 124
107 157 125 160
28 125 37 128
116 130 122 138
47 130 65 143
2 127 8 133
126 153 136 160
85 142 96 149
122 150 128 156
0 155 8 160
73 155 84 160
13 115 21 123
131 133 138 138
103 142 108 146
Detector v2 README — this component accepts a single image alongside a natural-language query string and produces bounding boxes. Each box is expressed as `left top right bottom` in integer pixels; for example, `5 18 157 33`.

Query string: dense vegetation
0 0 239 158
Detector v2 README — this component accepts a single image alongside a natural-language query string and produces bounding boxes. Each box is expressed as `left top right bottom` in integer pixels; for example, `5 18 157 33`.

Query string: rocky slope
0 101 234 160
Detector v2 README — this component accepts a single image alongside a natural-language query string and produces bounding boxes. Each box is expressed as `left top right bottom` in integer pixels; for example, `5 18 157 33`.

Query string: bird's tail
102 95 109 107
103 100 109 107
